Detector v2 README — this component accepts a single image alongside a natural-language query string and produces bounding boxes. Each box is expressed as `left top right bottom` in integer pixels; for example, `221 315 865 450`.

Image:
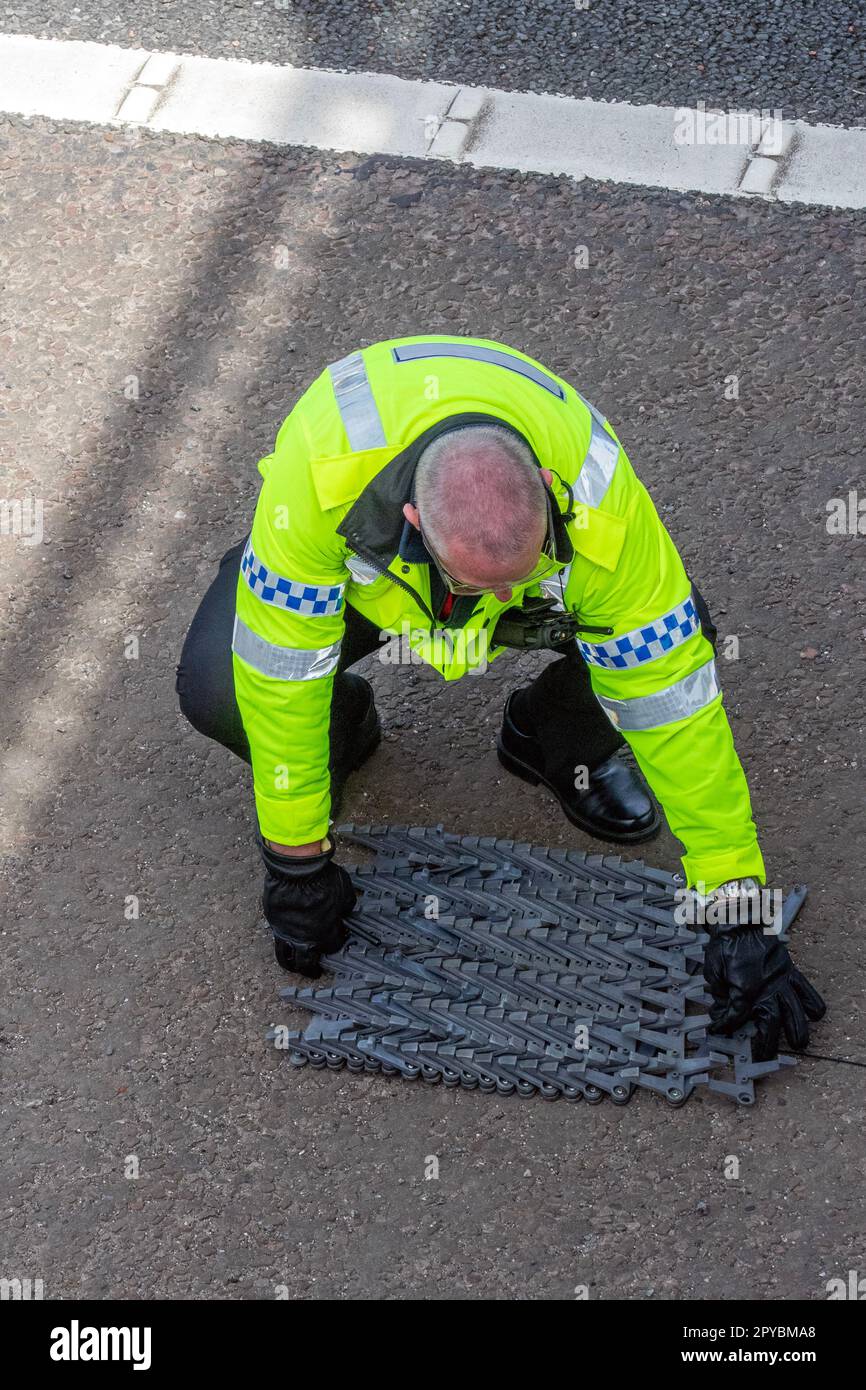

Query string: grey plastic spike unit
273 826 805 1107
337 822 682 894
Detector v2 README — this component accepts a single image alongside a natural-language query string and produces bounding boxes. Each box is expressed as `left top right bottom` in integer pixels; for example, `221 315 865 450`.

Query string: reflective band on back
232 615 341 681
328 350 387 450
573 416 620 509
241 540 344 616
392 341 565 399
595 657 720 731
578 596 700 669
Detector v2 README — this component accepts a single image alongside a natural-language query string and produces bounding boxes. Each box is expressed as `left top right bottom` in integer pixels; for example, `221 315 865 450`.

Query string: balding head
411 425 547 592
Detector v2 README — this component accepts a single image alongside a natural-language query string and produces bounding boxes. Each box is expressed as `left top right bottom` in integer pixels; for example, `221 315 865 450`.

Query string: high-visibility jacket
233 334 765 891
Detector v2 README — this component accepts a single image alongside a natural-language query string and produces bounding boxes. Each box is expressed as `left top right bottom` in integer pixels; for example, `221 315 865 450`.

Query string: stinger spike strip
269 824 805 1106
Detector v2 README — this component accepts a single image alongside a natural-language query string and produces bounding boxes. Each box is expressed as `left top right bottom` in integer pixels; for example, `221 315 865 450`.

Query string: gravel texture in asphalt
2 0 865 126
1 114 865 1298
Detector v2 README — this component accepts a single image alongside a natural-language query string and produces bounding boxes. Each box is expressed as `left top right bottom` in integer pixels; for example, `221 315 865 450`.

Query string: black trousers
176 539 644 783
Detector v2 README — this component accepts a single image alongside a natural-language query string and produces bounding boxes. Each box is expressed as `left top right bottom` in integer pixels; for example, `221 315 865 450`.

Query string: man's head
402 425 551 603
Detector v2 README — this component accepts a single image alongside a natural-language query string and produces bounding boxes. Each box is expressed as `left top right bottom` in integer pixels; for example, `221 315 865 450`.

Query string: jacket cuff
681 843 766 894
254 786 331 846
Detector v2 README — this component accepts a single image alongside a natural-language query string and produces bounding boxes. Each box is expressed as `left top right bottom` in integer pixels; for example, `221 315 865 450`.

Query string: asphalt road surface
1 18 865 1301
3 0 866 125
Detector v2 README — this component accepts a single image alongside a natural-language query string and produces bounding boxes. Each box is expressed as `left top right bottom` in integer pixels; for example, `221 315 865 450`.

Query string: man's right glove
261 836 356 978
701 883 826 1061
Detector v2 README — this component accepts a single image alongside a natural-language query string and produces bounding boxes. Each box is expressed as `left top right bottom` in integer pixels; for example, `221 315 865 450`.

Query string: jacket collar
336 412 573 570
398 516 431 563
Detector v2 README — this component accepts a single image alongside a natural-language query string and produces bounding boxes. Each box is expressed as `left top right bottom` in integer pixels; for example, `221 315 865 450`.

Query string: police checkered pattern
577 596 700 669
240 540 344 616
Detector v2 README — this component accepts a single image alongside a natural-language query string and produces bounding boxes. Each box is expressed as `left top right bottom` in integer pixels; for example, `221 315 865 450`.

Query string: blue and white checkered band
577 596 700 669
240 540 345 616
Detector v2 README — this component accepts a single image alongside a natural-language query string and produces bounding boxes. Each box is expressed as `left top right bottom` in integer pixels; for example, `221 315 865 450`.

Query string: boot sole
496 740 661 846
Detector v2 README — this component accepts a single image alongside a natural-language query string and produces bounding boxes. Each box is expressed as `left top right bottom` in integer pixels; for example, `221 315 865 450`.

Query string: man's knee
176 538 246 745
175 602 232 742
176 651 215 740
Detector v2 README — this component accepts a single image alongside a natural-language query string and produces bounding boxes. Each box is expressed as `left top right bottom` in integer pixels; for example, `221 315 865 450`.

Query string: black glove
704 926 826 1062
261 837 356 977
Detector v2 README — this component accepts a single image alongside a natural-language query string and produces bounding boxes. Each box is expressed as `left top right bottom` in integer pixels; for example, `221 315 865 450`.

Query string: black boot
497 689 660 844
329 673 382 820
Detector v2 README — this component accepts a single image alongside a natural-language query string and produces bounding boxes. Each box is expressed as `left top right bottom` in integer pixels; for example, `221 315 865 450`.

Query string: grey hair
414 424 546 567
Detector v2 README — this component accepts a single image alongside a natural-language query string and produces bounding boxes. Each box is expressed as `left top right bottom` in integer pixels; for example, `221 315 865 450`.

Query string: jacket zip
347 541 615 639
345 538 436 627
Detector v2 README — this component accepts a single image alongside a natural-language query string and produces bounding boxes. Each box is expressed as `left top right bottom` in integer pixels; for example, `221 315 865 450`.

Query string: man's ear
540 468 553 487
403 501 421 529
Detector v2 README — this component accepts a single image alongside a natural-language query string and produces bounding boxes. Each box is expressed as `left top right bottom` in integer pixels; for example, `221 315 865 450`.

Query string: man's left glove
261 836 356 978
701 882 826 1061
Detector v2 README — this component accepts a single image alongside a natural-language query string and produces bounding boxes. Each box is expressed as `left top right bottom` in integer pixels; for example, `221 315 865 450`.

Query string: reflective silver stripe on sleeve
391 341 566 399
595 657 720 731
573 415 620 510
328 350 387 450
232 615 341 681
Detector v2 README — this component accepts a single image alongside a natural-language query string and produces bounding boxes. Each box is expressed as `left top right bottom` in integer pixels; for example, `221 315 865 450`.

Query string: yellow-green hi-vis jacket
233 334 765 891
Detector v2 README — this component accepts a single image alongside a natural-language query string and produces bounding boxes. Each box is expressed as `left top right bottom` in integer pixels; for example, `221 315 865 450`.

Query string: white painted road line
1 34 865 209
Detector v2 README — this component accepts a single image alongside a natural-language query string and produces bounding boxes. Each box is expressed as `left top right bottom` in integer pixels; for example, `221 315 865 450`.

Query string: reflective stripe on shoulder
391 341 566 399
575 390 608 428
241 540 344 616
328 350 387 450
578 596 700 669
595 657 720 731
232 615 341 681
573 414 620 510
